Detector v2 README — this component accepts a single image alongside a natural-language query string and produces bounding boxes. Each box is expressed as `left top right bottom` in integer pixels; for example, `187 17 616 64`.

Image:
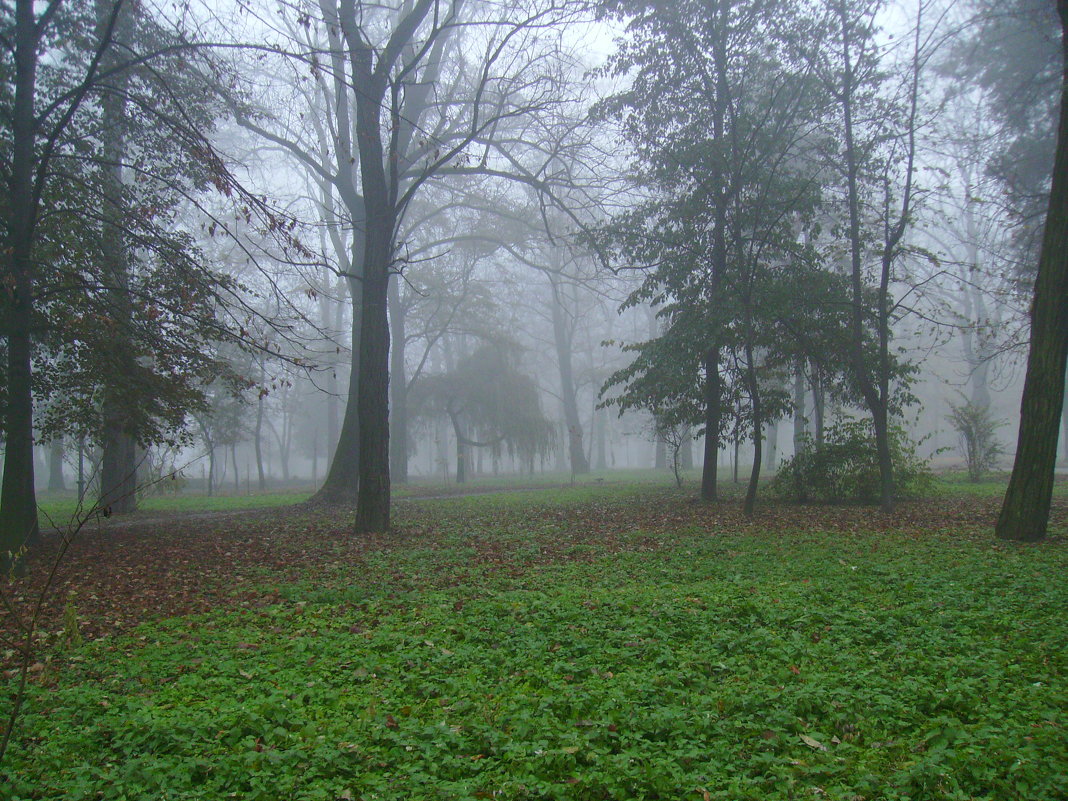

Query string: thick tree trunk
312 275 362 504
654 436 667 470
455 437 467 484
700 348 721 500
996 3 1068 542
388 276 409 483
354 234 392 532
0 1 42 572
1062 375 1068 462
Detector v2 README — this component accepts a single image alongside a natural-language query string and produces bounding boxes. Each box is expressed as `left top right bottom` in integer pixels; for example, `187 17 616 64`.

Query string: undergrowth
3 487 1066 800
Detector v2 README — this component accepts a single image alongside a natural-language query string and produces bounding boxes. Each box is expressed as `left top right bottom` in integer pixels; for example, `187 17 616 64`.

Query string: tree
995 0 1068 542
947 396 1005 481
412 342 555 482
800 0 936 512
595 0 826 508
0 0 121 570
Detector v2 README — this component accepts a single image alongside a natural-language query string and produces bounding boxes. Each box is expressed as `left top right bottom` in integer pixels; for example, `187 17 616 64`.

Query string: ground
2 476 1066 800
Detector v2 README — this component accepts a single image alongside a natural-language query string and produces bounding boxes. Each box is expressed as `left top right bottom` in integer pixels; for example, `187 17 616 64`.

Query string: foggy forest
1 0 1067 797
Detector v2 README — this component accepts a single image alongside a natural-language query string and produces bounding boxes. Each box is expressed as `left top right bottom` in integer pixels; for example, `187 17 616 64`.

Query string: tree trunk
354 230 392 532
654 436 667 470
700 348 721 501
1062 373 1068 462
97 0 138 515
312 275 362 503
594 407 607 470
254 384 266 491
388 275 409 483
680 427 693 470
0 0 43 571
812 370 825 447
732 429 741 484
550 276 589 474
455 436 467 484
996 2 1068 542
743 338 762 517
793 359 806 455
765 419 778 472
48 438 66 492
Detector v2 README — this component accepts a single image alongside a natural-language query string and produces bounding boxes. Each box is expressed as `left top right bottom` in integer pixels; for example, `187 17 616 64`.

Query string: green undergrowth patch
36 490 314 525
4 491 1067 800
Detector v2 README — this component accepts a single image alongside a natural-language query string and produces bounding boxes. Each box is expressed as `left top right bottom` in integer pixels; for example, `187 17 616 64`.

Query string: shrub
769 419 932 503
946 399 1004 482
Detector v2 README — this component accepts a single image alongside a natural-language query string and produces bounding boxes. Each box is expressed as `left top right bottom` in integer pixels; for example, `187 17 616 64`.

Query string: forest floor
2 479 1067 799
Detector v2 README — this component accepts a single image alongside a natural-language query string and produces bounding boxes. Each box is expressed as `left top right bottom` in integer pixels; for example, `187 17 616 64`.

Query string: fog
1 0 1063 541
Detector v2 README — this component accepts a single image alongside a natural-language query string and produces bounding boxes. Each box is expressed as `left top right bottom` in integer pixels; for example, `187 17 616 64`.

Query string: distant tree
413 343 555 483
947 397 1005 481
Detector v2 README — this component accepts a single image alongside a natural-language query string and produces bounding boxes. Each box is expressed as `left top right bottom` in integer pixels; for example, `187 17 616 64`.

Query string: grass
3 484 1066 800
32 468 683 525
36 466 1056 526
35 490 314 526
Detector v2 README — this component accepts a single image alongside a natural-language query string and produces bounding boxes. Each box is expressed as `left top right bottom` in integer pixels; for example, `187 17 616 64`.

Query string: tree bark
388 275 409 483
354 260 391 531
48 438 66 492
549 276 589 475
793 358 806 455
312 275 362 503
700 348 721 500
1 0 43 571
680 427 693 470
255 379 266 491
996 1 1068 542
594 407 607 470
743 332 762 517
97 0 138 515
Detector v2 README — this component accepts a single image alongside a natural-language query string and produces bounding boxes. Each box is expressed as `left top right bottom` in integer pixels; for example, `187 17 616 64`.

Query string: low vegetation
2 481 1066 800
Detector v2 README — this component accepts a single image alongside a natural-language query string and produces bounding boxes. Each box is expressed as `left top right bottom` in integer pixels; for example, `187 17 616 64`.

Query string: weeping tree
412 344 555 482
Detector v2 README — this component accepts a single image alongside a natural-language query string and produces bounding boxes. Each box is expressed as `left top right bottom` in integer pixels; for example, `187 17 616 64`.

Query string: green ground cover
35 467 1063 526
4 485 1066 800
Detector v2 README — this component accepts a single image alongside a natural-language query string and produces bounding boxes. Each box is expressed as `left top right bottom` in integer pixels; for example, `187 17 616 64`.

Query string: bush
946 399 1004 482
769 419 932 503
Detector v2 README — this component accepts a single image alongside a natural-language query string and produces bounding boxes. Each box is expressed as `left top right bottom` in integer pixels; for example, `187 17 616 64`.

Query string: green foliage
770 420 932 504
3 485 1066 799
946 399 1005 482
